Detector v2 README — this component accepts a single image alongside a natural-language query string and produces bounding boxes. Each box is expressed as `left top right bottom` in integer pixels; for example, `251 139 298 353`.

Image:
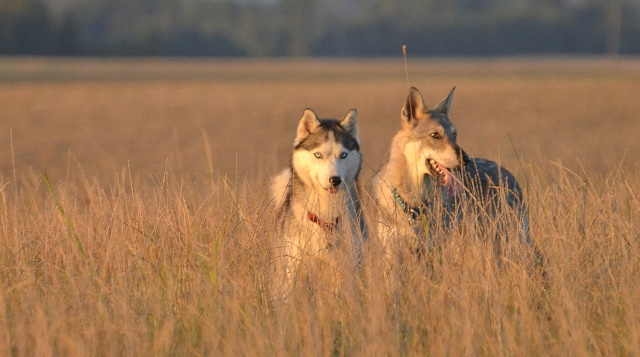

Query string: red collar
307 212 340 232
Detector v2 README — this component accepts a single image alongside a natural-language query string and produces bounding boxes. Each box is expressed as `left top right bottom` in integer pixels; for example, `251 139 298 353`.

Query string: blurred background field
1 57 639 185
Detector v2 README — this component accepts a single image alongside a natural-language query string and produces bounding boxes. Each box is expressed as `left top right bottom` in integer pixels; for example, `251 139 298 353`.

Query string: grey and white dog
372 87 538 268
272 108 367 296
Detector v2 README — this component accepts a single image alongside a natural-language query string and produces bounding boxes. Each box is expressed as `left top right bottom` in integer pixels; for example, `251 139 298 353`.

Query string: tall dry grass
0 158 638 355
1 57 639 355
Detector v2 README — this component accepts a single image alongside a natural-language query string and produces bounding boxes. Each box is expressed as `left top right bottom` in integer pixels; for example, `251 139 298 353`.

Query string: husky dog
372 87 535 266
272 108 366 296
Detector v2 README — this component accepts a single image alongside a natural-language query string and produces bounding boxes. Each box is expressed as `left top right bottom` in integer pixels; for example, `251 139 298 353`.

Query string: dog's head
292 108 361 195
400 87 468 192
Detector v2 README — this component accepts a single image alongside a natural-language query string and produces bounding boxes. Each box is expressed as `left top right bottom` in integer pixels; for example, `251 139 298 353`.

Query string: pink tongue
439 166 462 197
328 187 338 194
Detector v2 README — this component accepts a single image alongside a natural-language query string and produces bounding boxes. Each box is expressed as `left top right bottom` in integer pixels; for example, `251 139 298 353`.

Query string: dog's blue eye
340 152 348 159
430 132 441 139
314 152 323 159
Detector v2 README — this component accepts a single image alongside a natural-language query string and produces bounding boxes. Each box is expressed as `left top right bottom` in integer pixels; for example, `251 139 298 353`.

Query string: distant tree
605 0 622 55
2 0 640 56
56 9 80 55
283 0 315 56
0 0 56 54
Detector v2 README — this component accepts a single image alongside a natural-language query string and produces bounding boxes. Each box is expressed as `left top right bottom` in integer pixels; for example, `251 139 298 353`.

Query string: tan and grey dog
371 87 467 257
272 108 367 296
372 87 535 267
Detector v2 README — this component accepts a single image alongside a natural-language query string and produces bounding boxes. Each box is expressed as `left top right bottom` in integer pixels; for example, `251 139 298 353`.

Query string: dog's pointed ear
401 87 428 129
432 87 455 115
340 108 359 143
295 108 321 145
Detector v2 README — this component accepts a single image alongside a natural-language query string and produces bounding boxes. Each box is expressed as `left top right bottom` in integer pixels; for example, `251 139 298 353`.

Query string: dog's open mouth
427 159 461 197
325 187 338 194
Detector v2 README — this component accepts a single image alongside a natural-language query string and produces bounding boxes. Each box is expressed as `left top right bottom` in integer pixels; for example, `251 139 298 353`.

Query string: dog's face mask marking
292 109 361 195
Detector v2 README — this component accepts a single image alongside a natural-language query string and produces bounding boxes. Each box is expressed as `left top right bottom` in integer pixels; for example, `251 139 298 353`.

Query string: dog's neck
397 171 440 207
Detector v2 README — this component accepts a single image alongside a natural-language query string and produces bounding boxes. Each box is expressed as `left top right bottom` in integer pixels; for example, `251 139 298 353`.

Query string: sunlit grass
0 57 639 354
0 160 638 355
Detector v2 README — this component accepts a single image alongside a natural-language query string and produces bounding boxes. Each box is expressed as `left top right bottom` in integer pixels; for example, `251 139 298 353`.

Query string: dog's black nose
329 176 342 187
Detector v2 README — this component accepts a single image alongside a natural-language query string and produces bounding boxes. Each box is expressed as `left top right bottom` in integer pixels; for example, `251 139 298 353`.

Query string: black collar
390 186 423 220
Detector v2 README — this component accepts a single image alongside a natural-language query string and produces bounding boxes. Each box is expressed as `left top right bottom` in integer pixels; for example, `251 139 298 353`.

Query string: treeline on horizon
1 0 639 57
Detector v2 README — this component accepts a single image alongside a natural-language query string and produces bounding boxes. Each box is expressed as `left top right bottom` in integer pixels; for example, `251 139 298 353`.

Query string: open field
0 57 639 355
2 57 640 183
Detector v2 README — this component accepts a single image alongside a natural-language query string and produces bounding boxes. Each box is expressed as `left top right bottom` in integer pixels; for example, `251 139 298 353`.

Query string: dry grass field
0 57 639 355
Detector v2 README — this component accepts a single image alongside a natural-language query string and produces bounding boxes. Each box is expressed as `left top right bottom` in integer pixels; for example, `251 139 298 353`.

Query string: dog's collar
391 186 423 220
308 212 340 232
